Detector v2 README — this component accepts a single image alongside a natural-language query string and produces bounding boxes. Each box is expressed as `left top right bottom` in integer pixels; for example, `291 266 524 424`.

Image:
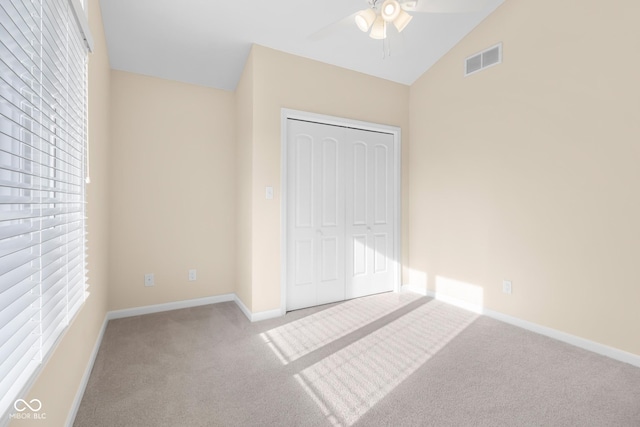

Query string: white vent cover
465 43 502 76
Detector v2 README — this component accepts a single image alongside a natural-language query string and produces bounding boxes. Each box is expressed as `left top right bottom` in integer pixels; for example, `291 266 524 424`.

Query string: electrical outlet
502 280 512 295
188 269 197 281
144 273 155 287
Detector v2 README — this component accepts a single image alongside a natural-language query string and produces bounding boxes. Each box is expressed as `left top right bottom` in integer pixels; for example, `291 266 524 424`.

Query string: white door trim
280 108 402 314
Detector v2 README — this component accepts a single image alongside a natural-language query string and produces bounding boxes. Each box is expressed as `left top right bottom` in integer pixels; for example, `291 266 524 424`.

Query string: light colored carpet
74 293 640 426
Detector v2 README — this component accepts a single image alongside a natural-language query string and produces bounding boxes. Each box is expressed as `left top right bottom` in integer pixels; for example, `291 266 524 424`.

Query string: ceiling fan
355 0 414 40
309 0 492 41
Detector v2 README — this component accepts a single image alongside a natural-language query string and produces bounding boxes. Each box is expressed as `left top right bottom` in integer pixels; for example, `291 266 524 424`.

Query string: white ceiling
99 0 504 91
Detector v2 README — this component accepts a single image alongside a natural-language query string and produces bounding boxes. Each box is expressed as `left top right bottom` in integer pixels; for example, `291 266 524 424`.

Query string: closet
285 118 398 310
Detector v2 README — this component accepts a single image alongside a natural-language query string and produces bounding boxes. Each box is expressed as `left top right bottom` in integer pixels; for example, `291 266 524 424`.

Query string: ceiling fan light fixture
355 8 376 32
381 0 401 22
393 9 413 33
369 15 387 39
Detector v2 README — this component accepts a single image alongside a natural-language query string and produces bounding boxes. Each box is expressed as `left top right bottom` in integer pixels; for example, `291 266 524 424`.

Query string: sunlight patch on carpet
261 292 421 365
294 301 478 426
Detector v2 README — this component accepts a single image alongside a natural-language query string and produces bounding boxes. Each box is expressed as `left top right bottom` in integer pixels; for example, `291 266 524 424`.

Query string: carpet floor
74 292 640 426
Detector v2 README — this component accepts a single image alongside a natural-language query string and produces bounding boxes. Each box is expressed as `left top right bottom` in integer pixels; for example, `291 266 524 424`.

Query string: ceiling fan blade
403 0 492 13
308 12 358 41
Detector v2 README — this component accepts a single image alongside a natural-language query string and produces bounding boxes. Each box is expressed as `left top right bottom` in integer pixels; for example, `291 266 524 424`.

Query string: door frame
280 108 402 314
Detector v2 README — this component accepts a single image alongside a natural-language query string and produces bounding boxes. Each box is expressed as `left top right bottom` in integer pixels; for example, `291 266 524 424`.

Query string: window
0 0 91 420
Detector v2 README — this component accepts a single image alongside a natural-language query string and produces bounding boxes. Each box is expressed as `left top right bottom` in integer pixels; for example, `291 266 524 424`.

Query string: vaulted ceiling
100 0 504 91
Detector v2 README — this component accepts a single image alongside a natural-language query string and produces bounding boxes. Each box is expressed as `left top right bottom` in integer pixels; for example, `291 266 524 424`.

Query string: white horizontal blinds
0 0 88 418
0 3 45 415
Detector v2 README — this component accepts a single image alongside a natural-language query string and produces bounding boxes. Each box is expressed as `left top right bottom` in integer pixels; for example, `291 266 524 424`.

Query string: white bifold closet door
286 119 396 311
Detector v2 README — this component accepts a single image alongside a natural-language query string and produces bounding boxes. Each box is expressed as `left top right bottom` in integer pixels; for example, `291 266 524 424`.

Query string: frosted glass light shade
393 9 413 33
369 16 386 39
381 0 401 22
355 9 376 32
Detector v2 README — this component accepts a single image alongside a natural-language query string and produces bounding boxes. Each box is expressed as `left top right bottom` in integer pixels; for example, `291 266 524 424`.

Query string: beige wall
234 50 254 309
10 0 112 425
108 71 236 310
409 0 640 355
106 44 411 316
247 45 411 312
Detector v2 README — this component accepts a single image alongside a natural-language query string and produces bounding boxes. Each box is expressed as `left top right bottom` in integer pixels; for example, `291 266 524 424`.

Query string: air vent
465 43 502 76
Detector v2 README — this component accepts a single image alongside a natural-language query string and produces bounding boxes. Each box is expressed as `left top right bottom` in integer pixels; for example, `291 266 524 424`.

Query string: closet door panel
345 129 396 299
287 120 345 310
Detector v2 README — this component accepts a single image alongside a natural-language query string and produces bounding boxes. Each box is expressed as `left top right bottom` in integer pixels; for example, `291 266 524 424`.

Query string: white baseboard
251 308 284 322
401 286 640 368
401 284 428 296
106 293 283 323
482 307 640 368
233 295 253 321
65 316 109 427
233 295 283 322
106 294 236 320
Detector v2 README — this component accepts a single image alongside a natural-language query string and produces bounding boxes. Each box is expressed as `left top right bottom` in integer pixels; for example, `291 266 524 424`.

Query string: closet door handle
316 229 324 236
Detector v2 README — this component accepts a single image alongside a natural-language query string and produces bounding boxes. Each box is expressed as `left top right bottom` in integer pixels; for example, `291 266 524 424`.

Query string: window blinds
0 0 89 419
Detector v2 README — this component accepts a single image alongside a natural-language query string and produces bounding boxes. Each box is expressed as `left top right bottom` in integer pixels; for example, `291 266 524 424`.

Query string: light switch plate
265 186 274 200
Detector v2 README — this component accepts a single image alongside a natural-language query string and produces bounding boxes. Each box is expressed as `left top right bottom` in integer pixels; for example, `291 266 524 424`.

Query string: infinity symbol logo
14 399 42 412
